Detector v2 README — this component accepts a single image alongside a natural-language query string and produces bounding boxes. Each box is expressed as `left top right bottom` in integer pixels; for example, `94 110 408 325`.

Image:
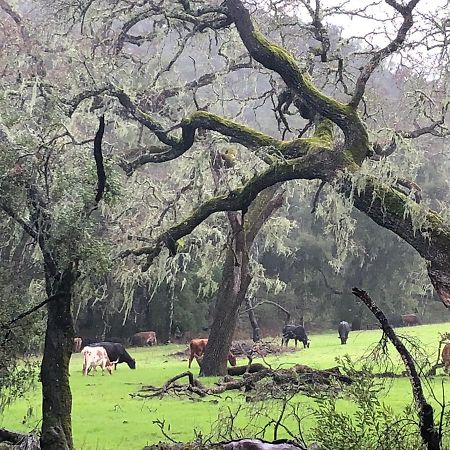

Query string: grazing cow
442 343 450 374
338 321 350 345
131 331 157 347
90 342 136 369
73 337 82 353
401 314 420 326
188 338 237 368
281 325 310 348
81 346 115 376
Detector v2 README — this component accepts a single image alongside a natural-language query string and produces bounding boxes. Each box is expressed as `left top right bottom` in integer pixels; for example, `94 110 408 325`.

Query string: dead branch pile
170 339 297 360
229 340 297 357
131 364 352 400
143 438 306 449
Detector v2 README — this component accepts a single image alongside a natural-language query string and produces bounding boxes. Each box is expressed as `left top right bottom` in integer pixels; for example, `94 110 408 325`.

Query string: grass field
2 322 450 449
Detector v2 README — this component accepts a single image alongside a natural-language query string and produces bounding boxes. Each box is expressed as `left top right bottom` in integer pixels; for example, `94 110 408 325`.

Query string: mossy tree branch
114 88 334 174
223 0 369 162
350 178 450 306
121 144 340 270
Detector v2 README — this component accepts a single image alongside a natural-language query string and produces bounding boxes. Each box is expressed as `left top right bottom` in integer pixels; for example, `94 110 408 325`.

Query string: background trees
0 0 450 445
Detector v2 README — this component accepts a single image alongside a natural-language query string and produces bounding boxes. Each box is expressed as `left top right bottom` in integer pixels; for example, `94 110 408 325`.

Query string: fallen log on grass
131 364 352 399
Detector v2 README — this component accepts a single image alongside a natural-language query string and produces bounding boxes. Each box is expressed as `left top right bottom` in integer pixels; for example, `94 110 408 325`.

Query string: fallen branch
132 364 352 400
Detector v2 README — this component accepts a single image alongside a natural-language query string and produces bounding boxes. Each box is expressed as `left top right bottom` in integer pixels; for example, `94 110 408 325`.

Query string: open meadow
2 322 450 449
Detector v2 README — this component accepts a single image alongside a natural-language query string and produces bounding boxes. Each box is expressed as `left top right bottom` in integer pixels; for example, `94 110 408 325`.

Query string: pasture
2 322 450 450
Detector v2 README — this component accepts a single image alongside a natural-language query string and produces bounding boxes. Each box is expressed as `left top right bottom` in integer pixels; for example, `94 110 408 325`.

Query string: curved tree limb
113 89 332 172
224 0 369 160
120 144 339 270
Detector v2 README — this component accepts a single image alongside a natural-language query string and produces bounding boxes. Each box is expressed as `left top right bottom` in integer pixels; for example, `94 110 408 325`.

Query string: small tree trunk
246 296 261 342
166 276 175 344
40 266 76 450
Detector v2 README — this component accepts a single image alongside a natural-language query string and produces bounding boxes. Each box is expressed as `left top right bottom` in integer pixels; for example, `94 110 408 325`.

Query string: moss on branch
121 146 341 270
225 0 369 164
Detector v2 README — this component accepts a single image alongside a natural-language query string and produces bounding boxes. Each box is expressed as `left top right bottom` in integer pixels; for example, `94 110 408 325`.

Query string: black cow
80 337 98 349
281 325 310 348
90 342 136 370
338 321 350 344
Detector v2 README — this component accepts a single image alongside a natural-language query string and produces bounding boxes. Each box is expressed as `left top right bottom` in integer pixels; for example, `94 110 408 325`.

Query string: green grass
1 322 450 449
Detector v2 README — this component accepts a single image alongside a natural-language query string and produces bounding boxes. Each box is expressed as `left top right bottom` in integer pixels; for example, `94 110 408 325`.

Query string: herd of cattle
73 312 446 376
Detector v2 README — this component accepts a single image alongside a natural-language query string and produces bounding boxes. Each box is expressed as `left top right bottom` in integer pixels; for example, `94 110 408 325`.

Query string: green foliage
312 359 421 450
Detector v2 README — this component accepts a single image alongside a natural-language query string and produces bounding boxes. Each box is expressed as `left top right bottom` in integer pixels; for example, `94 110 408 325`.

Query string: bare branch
350 0 421 108
0 201 37 239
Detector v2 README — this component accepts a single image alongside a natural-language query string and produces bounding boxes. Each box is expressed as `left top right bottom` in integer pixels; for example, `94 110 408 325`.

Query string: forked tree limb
352 287 441 450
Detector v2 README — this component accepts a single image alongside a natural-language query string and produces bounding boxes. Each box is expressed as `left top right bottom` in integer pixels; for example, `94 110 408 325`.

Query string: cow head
339 335 348 345
129 358 136 369
305 339 311 348
228 352 237 366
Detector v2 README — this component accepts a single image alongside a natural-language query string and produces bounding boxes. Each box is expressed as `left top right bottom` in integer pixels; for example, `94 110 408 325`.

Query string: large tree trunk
201 186 283 376
40 265 76 450
201 230 249 376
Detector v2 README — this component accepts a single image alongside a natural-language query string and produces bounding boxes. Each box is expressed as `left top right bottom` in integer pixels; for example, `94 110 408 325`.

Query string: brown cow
188 338 237 368
401 314 420 326
131 331 157 346
73 337 82 353
442 343 450 374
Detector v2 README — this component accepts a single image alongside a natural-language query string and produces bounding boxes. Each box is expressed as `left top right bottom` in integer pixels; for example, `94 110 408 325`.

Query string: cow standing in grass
90 342 136 370
401 314 420 326
81 346 115 376
281 325 310 348
131 331 157 346
442 343 450 374
338 321 350 345
188 338 237 368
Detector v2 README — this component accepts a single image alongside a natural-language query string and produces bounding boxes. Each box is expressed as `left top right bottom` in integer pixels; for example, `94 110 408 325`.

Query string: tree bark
201 186 283 376
200 226 248 376
246 296 261 342
40 265 76 450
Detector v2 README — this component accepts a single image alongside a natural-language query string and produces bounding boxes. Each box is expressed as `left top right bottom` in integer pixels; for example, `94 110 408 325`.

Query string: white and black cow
281 324 310 348
90 341 136 370
338 321 350 345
